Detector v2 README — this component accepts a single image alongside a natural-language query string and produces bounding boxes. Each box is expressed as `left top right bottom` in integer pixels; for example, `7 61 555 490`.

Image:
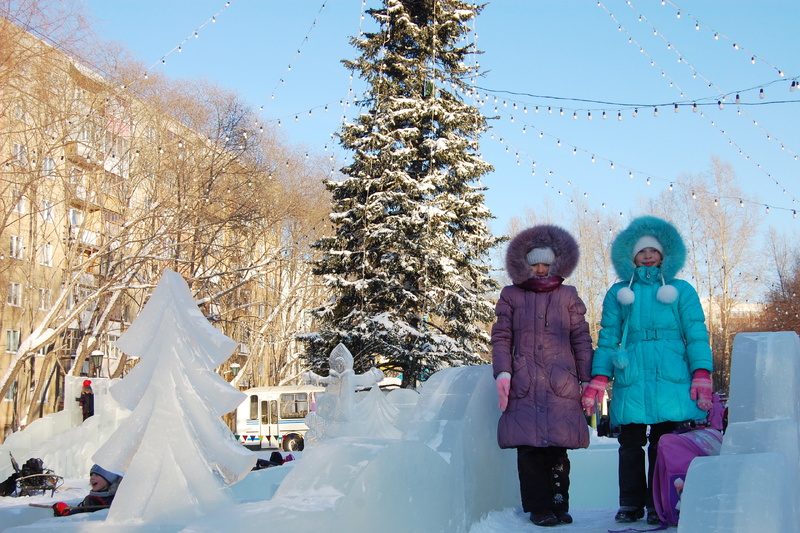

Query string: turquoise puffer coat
592 216 713 426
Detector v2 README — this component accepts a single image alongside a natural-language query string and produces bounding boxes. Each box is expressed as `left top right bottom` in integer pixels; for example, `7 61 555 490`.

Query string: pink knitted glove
496 376 510 412
581 375 608 415
690 369 713 410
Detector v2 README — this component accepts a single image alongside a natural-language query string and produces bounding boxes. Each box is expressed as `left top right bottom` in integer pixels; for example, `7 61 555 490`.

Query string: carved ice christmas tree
93 269 256 524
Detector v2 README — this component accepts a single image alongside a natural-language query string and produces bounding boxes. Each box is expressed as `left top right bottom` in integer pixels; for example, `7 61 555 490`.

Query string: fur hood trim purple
505 225 580 284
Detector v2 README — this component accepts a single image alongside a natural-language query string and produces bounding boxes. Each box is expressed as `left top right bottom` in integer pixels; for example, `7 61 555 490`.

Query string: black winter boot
615 506 644 523
530 509 558 527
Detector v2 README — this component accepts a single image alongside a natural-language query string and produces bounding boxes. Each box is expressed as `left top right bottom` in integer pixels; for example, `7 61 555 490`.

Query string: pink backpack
652 396 725 525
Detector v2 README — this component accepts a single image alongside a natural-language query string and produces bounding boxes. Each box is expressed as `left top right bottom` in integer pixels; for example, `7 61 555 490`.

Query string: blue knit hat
90 464 121 485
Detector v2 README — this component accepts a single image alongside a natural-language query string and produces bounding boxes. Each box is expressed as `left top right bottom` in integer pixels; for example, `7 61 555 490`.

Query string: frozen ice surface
4 330 800 533
680 331 800 533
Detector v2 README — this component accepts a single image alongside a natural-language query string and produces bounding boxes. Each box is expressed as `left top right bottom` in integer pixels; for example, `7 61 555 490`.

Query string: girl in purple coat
492 225 594 527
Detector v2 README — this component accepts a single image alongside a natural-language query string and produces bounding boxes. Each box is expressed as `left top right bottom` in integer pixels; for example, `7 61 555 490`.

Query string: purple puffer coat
491 225 593 450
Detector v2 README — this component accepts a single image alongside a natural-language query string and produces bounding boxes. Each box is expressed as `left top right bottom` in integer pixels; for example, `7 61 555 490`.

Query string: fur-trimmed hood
611 216 686 282
505 225 579 284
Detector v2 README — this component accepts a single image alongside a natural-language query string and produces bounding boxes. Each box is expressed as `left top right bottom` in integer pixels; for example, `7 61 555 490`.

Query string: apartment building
0 18 297 440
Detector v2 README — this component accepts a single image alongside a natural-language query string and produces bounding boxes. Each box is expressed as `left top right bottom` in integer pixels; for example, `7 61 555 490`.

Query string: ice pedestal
679 332 800 533
185 365 519 533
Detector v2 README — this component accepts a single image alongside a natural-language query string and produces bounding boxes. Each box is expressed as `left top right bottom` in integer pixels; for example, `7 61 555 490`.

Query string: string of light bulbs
121 0 235 89
615 1 800 174
474 91 799 219
596 1 799 206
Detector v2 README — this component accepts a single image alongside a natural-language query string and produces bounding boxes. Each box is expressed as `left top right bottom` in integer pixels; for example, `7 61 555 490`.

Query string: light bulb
735 94 740 104
646 177 651 185
548 107 552 114
573 111 578 120
560 108 564 116
669 183 673 191
751 56 755 64
610 161 614 169
632 108 638 117
674 103 679 113
691 191 696 199
733 43 739 50
557 139 561 147
695 23 700 30
739 199 744 207
588 111 592 120
718 101 724 110
602 111 607 120
654 107 659 117
692 103 698 113
573 148 577 155
591 155 595 163
676 10 680 18
766 206 770 214
629 171 633 178
791 81 797 92
617 112 622 121
760 88 765 99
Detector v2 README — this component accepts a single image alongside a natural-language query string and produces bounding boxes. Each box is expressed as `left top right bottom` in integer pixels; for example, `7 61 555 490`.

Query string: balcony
68 225 100 250
67 183 100 211
65 140 99 169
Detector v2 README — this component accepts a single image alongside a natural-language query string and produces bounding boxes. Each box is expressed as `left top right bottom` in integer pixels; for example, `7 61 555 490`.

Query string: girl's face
89 473 109 492
530 263 550 277
634 247 663 268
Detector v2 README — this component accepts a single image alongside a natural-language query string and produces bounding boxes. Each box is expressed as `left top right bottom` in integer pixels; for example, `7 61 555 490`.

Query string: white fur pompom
657 284 678 304
617 286 635 305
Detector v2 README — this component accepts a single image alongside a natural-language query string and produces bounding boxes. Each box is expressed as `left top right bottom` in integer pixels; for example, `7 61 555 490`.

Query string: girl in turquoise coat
580 216 713 526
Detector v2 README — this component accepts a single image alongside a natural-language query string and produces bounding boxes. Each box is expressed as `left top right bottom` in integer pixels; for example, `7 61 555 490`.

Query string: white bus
234 385 324 452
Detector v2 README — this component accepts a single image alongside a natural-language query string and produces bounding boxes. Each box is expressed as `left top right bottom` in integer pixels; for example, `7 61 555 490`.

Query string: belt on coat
626 329 683 342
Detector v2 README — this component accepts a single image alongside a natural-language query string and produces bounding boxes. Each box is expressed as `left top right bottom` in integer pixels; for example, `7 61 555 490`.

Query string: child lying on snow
52 464 122 516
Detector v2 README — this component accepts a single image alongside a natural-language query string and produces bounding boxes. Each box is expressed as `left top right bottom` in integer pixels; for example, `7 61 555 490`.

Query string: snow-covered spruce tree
300 0 501 388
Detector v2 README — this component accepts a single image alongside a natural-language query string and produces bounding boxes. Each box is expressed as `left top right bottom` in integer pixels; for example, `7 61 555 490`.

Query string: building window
10 235 24 260
41 199 54 223
40 243 53 267
6 330 20 352
7 282 22 307
42 157 56 179
68 208 83 226
12 189 24 214
4 381 16 401
13 143 28 166
39 288 52 310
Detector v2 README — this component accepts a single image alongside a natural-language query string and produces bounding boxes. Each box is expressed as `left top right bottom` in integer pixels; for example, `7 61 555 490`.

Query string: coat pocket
550 361 580 400
658 340 692 383
510 352 531 398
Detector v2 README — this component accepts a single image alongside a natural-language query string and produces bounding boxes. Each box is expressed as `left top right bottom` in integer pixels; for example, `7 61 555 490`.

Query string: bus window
249 395 258 420
279 393 309 419
261 401 269 424
270 400 278 424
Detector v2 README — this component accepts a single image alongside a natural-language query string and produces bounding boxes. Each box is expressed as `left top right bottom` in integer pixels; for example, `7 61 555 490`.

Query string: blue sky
85 1 800 239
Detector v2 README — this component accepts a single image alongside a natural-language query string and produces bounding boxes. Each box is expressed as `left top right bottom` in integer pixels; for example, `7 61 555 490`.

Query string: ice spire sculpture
93 269 256 524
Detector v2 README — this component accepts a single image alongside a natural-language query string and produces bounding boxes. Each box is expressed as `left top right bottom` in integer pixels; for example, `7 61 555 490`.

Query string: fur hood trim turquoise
505 225 579 284
611 216 686 305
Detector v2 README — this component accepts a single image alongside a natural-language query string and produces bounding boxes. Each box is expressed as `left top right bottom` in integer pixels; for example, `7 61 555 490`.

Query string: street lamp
230 363 240 378
89 350 104 378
